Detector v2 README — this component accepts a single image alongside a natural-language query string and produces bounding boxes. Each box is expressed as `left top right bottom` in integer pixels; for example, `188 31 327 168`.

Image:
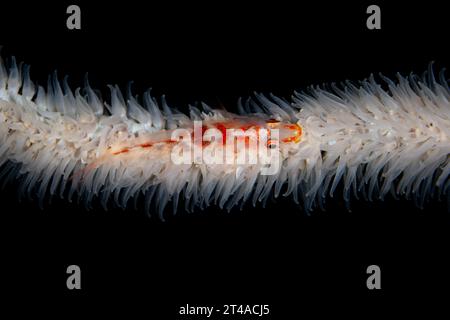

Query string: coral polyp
0 55 449 218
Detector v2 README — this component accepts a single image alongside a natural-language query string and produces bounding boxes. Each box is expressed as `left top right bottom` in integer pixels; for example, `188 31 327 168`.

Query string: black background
1 1 449 318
